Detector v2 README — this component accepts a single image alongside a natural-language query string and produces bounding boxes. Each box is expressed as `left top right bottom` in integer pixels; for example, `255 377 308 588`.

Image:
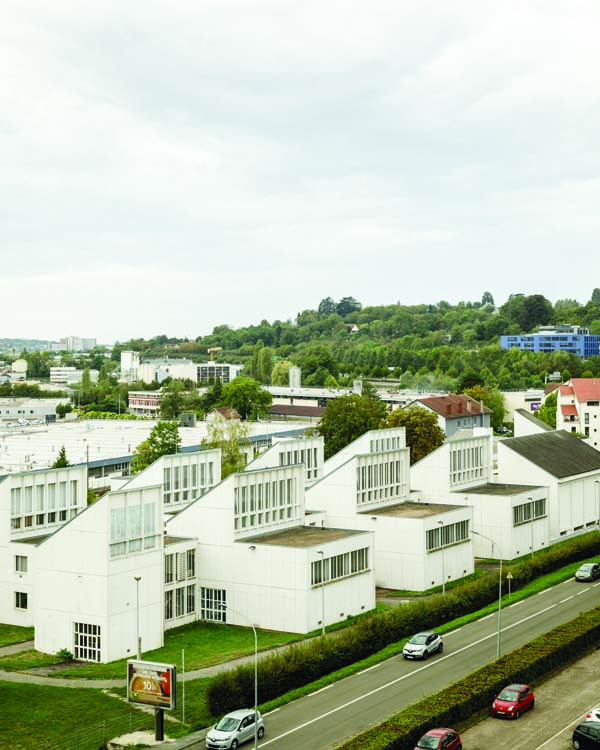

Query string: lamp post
220 604 258 750
437 520 445 594
134 576 142 660
526 497 534 557
317 550 325 635
472 530 503 660
595 481 600 529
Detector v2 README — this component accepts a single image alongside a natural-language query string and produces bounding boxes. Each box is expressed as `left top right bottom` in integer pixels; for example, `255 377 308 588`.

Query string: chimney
466 398 472 413
446 404 452 416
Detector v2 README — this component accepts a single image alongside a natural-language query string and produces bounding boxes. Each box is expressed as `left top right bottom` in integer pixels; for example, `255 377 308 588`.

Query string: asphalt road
236 577 600 750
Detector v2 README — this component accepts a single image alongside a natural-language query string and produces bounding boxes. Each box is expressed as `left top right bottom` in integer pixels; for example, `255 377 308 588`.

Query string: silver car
205 708 265 749
402 631 443 660
575 563 600 582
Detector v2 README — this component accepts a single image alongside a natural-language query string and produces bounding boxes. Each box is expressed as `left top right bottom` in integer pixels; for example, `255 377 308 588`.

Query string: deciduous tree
220 377 272 420
318 394 387 459
381 406 445 464
131 421 181 474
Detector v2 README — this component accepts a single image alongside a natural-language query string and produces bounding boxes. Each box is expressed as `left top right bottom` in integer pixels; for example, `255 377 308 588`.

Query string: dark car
414 727 462 750
402 631 443 660
573 721 600 749
491 683 535 719
575 563 600 582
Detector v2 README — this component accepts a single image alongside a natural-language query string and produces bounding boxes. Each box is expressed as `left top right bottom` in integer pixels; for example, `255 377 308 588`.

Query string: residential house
556 379 600 449
409 394 492 438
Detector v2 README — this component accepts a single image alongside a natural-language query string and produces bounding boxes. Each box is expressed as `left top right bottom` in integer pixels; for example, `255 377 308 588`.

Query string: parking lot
460 646 600 749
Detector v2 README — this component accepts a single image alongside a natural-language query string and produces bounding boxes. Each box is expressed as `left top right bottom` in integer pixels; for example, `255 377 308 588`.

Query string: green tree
271 359 293 386
258 347 274 384
317 296 337 316
381 406 445 464
131 421 181 474
220 377 272 420
535 390 557 428
159 381 186 419
203 420 251 479
52 445 71 468
463 385 506 431
592 288 600 304
318 394 387 459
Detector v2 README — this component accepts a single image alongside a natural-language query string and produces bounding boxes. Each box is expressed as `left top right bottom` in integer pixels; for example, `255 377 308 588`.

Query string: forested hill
109 291 600 392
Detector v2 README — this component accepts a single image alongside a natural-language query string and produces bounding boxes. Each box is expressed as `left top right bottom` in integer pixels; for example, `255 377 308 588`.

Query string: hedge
206 531 600 715
338 605 600 749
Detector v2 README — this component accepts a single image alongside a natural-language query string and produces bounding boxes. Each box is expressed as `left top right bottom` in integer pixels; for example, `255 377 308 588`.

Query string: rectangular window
15 555 28 574
200 588 226 622
59 482 67 508
15 592 28 609
186 549 196 578
73 622 101 662
36 485 44 511
186 584 195 614
176 587 185 617
426 520 470 551
164 589 173 620
24 486 33 513
165 554 174 584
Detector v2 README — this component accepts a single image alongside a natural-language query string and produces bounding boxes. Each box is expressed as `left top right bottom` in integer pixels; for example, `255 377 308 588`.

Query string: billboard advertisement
127 660 176 710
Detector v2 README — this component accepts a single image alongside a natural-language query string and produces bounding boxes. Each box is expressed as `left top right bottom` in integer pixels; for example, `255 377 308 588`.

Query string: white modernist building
304 428 474 592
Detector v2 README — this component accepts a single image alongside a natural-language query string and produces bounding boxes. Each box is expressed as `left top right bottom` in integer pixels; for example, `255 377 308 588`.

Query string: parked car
575 563 600 582
205 709 265 749
414 727 462 750
573 721 600 749
491 683 535 719
402 631 443 660
585 706 600 722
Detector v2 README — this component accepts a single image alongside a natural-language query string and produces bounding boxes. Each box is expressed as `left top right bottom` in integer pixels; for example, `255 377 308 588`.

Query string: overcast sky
3 2 600 344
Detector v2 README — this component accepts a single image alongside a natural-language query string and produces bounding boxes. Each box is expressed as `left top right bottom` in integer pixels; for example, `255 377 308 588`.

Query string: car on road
491 683 535 719
402 631 443 660
585 706 600 722
205 709 264 749
573 720 600 748
575 563 600 582
414 727 462 750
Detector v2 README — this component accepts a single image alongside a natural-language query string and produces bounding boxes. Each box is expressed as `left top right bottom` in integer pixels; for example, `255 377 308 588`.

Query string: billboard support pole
155 708 164 741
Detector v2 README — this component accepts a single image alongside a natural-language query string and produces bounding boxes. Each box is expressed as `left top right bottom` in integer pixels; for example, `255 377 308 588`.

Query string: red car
414 727 462 750
491 683 535 719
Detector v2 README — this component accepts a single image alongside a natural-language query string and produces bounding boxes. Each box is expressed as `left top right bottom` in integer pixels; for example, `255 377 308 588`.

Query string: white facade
0 397 69 425
34 484 164 662
304 428 474 591
166 464 375 633
0 464 88 627
496 434 600 541
246 435 325 487
120 351 141 384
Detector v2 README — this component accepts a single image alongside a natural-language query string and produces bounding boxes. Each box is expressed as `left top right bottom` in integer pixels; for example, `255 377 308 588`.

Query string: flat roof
14 533 52 545
460 482 542 496
359 501 463 519
242 525 366 548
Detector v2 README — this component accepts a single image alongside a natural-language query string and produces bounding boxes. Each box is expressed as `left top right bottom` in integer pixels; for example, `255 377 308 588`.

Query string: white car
205 708 265 749
402 631 443 660
585 706 600 722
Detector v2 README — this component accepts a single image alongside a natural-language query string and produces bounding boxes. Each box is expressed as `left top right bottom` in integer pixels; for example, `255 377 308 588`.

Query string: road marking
537 589 551 595
260 603 558 746
576 589 589 595
357 664 381 675
311 684 333 695
560 596 574 603
536 711 590 748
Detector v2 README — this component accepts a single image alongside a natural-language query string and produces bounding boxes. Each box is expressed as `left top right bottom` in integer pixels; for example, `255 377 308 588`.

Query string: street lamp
595 481 600 529
134 576 142 660
437 520 445 594
317 550 325 635
220 604 258 750
526 497 534 557
472 530 503 660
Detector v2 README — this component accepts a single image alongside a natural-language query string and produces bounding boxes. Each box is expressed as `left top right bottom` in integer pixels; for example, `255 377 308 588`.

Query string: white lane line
311 684 333 695
260 603 558 746
537 589 552 595
560 596 574 603
536 711 590 749
357 664 381 675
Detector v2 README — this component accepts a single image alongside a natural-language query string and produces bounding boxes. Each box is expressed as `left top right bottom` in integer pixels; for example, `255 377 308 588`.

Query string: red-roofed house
408 394 492 438
556 379 600 449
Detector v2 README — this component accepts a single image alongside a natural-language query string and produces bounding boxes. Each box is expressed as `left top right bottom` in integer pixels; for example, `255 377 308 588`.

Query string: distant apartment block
500 325 600 357
51 336 97 352
128 390 162 417
50 367 99 385
196 362 244 384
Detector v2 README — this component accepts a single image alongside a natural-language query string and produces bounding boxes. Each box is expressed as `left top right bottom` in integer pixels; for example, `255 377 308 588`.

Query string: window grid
200 588 226 622
10 478 82 534
449 439 489 488
311 547 369 586
355 451 407 506
233 468 301 534
74 622 101 662
513 498 547 525
426 520 470 552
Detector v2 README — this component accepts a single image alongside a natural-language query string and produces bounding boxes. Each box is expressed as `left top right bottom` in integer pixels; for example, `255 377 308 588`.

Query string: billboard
127 660 176 710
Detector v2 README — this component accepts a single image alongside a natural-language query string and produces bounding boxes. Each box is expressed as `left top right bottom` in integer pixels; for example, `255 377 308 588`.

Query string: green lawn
0 624 34 647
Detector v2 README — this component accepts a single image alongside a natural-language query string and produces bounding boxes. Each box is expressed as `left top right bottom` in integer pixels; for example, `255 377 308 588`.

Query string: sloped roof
569 378 600 402
415 393 491 419
561 404 578 416
513 408 554 431
559 384 574 396
501 431 600 478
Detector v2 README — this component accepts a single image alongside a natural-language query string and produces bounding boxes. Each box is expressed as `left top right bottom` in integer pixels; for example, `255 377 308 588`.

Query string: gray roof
501 431 600 478
460 482 541 496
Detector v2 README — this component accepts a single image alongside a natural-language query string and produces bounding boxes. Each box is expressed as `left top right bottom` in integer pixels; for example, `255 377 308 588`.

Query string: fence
40 710 155 750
